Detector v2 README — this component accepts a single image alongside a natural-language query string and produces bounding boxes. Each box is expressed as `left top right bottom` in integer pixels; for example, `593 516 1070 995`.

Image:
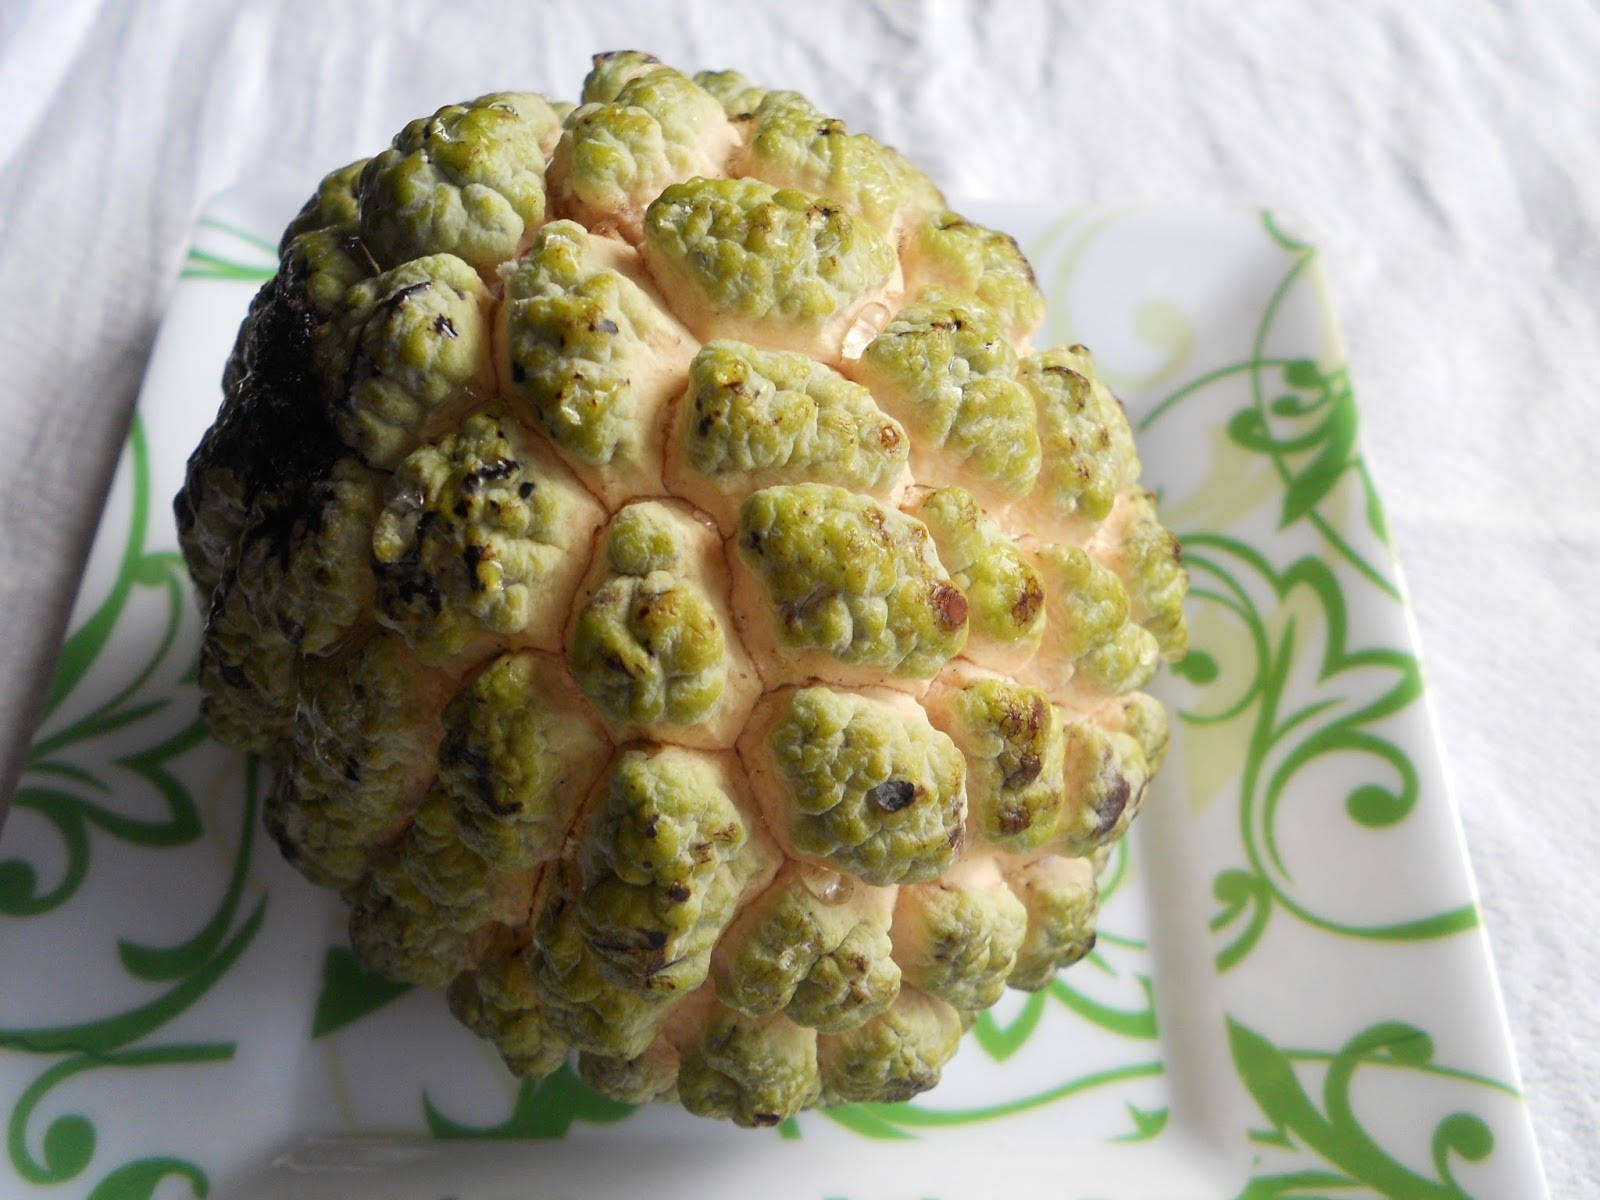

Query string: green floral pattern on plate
0 199 1545 1199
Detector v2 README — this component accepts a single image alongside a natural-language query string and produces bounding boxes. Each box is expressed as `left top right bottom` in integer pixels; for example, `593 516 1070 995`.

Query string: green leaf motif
311 946 414 1038
1179 534 1477 969
818 1104 917 1141
8 420 203 920
1143 212 1399 598
1229 1020 1496 1200
971 992 1047 1062
3 415 264 1198
180 219 276 283
1047 976 1158 1041
424 1065 633 1139
86 1157 209 1199
818 1060 1163 1139
1223 361 1359 531
1113 1102 1168 1143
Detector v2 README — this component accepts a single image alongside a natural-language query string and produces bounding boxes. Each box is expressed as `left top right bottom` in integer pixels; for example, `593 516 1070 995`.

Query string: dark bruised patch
433 314 458 338
1011 575 1044 627
178 269 348 574
929 582 968 633
262 801 301 865
1002 750 1043 791
1094 774 1132 839
463 543 486 589
1005 232 1038 287
752 1112 782 1127
994 691 1048 742
996 804 1032 836
385 280 431 311
866 779 915 813
447 740 521 816
217 662 251 689
511 361 528 383
463 457 519 493
666 882 691 903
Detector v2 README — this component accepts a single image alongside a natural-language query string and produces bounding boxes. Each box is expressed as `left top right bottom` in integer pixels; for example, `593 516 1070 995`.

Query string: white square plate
0 191 1548 1199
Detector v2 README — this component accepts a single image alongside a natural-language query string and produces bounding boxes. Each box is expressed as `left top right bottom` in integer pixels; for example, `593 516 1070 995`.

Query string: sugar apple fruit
176 50 1188 1127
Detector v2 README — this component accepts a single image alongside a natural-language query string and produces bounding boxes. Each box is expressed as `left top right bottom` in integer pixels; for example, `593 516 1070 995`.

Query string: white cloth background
0 0 1593 1192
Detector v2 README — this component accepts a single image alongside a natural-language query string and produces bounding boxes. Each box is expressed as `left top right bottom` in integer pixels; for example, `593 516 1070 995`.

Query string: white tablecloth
0 1 1593 1192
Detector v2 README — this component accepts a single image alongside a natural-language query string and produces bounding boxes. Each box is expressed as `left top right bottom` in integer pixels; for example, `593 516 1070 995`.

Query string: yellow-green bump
279 223 376 320
581 51 669 104
263 634 441 890
198 460 383 752
817 987 963 1104
449 928 570 1080
527 859 674 1059
914 487 1044 664
1114 692 1170 774
677 1007 822 1126
437 651 609 871
855 291 1041 501
1055 718 1151 857
569 504 728 727
314 253 493 470
933 677 1065 852
642 176 895 343
1032 544 1160 695
1005 856 1098 990
680 340 907 509
578 1035 680 1103
903 211 1045 340
371 409 601 665
556 64 730 232
692 68 769 116
713 863 900 1032
398 787 498 921
739 91 913 235
281 158 370 250
765 687 966 885
358 92 563 273
347 852 480 988
575 749 770 997
1105 489 1189 659
891 865 1028 1011
738 484 968 678
502 220 686 476
1021 346 1140 530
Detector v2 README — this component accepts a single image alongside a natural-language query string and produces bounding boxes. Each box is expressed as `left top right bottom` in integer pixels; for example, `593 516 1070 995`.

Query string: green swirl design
1179 533 1476 969
1231 1019 1505 1199
179 219 276 283
1 417 266 1197
4 422 198 917
424 1065 633 1140
1143 213 1397 600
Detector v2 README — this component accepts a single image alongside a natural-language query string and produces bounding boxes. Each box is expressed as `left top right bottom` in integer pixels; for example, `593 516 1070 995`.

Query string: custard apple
175 50 1188 1127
